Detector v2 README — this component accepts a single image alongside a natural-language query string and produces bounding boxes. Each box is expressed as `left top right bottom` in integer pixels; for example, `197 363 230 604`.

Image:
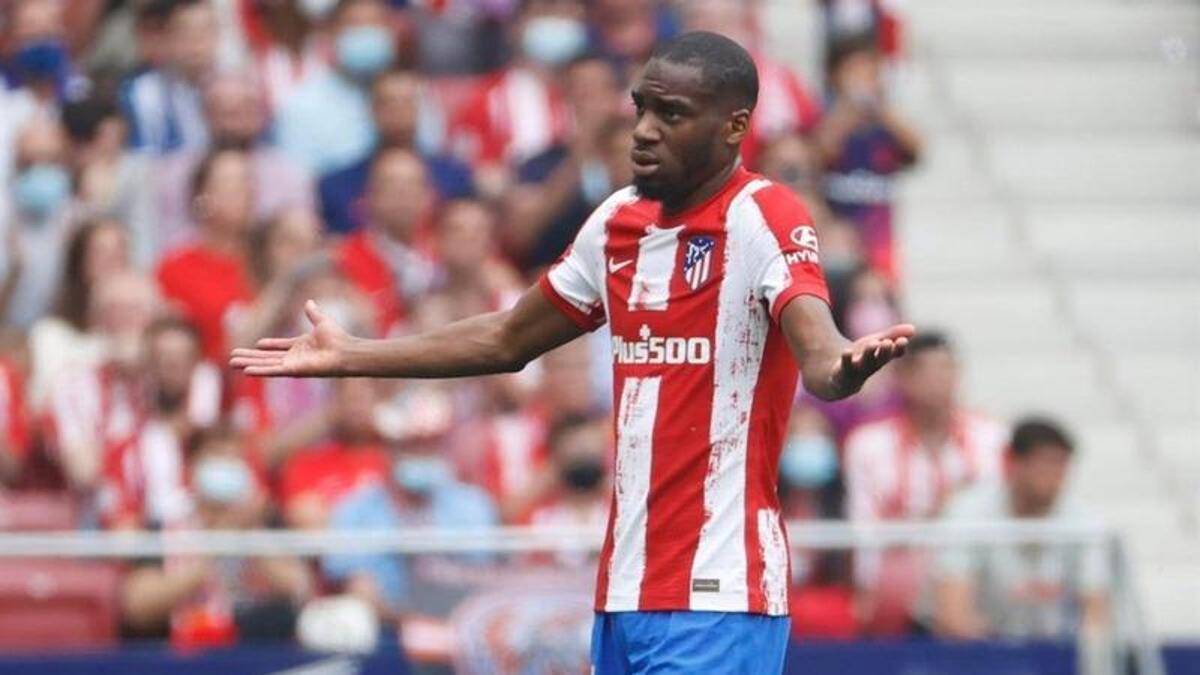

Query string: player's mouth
631 148 661 176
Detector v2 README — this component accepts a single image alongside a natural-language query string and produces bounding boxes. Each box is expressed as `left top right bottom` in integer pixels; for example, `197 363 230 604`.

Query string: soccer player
232 31 914 675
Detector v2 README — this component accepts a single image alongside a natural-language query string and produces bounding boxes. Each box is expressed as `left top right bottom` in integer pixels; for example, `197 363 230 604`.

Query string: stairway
767 0 1200 638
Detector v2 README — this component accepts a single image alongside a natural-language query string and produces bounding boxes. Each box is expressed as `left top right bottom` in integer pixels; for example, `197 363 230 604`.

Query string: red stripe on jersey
592 402 622 610
743 325 800 613
636 226 726 610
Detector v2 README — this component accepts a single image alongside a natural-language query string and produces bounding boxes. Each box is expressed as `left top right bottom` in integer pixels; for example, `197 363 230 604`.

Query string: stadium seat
0 560 122 650
1026 205 1200 279
0 492 78 531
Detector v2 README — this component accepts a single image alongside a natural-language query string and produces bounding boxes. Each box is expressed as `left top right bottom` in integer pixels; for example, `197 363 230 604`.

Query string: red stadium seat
0 560 122 650
0 492 77 530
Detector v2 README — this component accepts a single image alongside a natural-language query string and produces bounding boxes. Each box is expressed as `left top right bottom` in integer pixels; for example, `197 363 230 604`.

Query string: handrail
0 519 1113 558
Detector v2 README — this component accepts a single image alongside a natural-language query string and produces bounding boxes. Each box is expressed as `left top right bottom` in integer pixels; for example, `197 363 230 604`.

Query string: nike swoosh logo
608 257 633 274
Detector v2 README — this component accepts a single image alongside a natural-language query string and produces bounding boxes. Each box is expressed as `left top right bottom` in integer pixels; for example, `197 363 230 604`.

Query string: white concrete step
961 351 1118 423
908 1 1200 61
1068 281 1200 352
1025 204 1200 280
942 62 1198 133
904 280 1075 352
985 135 1200 202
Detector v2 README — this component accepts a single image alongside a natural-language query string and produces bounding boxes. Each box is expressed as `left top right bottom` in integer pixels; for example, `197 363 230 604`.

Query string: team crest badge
682 236 716 290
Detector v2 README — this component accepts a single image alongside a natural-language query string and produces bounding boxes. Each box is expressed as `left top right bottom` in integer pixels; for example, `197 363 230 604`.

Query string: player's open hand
831 323 916 395
230 300 350 377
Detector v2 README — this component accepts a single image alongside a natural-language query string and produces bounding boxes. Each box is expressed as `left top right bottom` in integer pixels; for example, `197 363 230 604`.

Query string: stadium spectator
681 0 821 169
99 317 222 529
778 406 859 639
525 413 610 567
120 0 220 154
335 147 439 336
588 0 679 68
27 219 130 408
844 331 1006 634
505 54 631 268
155 74 314 252
321 425 499 620
758 131 829 225
449 0 586 195
0 355 29 486
930 418 1108 640
816 32 920 279
62 96 158 269
276 0 404 173
280 377 391 529
435 199 524 316
156 148 257 361
45 272 161 506
121 424 312 646
318 69 473 235
0 118 77 328
242 0 333 113
0 0 82 112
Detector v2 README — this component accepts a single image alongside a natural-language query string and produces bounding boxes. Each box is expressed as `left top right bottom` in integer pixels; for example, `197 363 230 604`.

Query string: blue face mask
780 435 839 489
521 17 588 68
14 39 69 81
336 26 396 79
580 159 612 205
13 164 71 220
393 456 452 495
194 456 253 505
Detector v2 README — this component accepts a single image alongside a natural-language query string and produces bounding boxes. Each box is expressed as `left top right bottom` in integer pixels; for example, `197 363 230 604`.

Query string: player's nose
632 113 662 146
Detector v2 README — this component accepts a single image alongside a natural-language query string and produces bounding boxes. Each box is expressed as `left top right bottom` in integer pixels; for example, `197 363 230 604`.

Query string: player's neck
661 160 739 216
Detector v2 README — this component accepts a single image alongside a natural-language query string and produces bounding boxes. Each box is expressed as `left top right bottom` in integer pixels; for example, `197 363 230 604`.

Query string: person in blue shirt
318 69 473 235
322 445 499 619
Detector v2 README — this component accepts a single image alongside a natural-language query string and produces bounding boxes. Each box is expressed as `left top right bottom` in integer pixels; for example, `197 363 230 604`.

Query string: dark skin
231 58 913 399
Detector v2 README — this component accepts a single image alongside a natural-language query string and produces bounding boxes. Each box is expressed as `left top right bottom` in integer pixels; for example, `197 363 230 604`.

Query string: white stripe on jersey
758 508 790 615
689 179 771 611
627 225 685 312
605 375 661 611
546 188 636 317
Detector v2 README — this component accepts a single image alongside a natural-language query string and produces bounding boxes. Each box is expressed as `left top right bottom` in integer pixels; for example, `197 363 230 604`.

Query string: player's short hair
1010 417 1075 458
650 31 759 111
905 330 955 359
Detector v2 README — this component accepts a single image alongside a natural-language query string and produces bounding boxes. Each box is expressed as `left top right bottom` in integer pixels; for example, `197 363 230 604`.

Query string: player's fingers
244 364 292 377
231 348 285 361
255 336 299 351
304 300 327 327
879 323 917 341
231 353 284 369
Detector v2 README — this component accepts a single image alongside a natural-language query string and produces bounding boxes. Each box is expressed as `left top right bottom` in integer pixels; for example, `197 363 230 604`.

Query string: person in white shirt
844 331 1008 634
930 417 1108 640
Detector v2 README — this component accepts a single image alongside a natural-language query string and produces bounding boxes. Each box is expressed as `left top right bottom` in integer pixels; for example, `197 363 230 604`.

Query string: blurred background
0 0 1197 673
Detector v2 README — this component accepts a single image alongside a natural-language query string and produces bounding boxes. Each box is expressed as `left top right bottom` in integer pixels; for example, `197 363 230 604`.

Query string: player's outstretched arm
230 285 586 379
779 295 915 401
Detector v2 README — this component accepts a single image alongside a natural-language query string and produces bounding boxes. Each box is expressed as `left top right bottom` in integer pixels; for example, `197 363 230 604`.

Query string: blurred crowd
0 0 1103 661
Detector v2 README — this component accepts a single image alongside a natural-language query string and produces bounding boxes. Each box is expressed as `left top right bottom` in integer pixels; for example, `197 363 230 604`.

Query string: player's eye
662 109 683 123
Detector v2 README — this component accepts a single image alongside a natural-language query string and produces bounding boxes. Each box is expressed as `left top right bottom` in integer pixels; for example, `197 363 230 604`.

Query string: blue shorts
591 611 790 674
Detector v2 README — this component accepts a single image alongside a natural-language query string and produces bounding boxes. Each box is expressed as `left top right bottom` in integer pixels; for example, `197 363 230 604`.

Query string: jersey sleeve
537 187 634 332
746 183 831 323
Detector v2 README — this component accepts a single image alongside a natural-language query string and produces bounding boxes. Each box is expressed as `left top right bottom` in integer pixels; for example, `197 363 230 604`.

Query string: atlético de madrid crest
683 235 716 290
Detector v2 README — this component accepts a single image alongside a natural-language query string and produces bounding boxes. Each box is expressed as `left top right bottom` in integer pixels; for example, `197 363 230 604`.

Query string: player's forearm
339 311 527 379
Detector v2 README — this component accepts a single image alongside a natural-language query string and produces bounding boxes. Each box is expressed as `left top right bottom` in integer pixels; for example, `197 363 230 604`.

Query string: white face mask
297 0 338 21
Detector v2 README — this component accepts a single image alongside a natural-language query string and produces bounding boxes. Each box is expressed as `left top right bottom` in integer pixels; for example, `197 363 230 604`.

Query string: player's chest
602 221 733 319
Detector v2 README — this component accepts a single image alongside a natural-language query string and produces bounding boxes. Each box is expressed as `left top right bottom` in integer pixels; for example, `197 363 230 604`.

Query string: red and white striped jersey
538 166 830 616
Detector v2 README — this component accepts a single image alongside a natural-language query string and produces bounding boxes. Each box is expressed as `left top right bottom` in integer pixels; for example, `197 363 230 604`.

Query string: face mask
14 39 69 81
393 456 452 495
13 164 71 220
336 26 396 79
194 456 253 504
521 17 587 68
780 435 838 489
560 458 605 492
298 0 338 21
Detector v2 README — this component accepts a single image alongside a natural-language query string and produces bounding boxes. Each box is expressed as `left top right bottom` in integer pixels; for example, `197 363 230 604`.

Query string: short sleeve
537 187 636 332
743 183 831 323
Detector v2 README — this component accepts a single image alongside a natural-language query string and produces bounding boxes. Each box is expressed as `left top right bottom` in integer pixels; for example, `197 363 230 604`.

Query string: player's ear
725 109 751 146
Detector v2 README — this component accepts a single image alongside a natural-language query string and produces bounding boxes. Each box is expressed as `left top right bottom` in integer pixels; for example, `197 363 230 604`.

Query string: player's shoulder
728 175 817 239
